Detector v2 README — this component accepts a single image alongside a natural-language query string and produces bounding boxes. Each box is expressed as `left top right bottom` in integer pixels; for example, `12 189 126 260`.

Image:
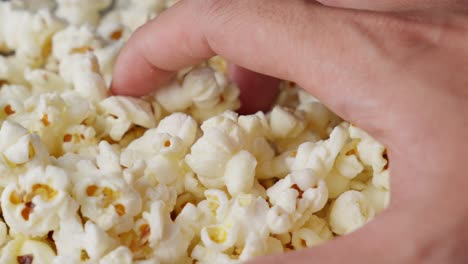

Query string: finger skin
318 0 468 11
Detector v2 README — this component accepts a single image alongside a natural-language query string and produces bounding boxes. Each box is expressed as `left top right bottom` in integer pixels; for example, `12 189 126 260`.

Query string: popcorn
268 106 305 139
0 120 49 168
290 215 333 249
292 123 349 178
56 0 113 26
97 96 156 141
0 2 390 262
0 220 7 248
142 201 191 263
0 236 57 264
59 53 109 102
74 173 142 233
99 246 133 264
1 165 76 237
52 25 102 60
349 125 389 190
0 3 63 67
329 190 375 235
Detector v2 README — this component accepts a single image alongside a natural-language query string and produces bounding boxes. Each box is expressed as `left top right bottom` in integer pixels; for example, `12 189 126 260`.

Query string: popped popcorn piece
142 201 192 263
329 190 375 235
59 53 109 102
56 0 113 26
291 215 333 249
349 125 389 190
186 112 257 194
192 245 239 264
0 3 63 67
0 120 49 168
1 165 76 237
0 236 56 264
268 106 305 139
73 172 142 233
99 246 133 264
361 184 390 214
52 25 102 60
97 96 156 141
0 220 7 248
292 123 349 178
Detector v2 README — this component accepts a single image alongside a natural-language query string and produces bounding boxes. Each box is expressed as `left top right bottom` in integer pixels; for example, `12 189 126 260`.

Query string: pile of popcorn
0 0 390 263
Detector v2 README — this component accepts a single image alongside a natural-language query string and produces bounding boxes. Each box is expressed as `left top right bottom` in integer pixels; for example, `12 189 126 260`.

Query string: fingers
228 65 280 115
317 0 468 11
111 0 438 137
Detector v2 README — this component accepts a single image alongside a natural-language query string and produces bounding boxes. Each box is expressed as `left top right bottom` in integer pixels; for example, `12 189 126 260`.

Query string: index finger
111 0 362 96
110 0 437 134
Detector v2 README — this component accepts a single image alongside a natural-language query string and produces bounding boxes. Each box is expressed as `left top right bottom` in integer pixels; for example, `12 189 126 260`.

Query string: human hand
111 0 468 263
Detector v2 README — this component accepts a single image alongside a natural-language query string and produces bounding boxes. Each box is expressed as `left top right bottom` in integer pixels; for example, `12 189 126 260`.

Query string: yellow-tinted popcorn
1 165 75 237
73 170 142 233
0 236 57 264
59 53 109 102
0 2 63 67
0 220 7 248
97 96 156 141
329 190 375 235
99 246 133 264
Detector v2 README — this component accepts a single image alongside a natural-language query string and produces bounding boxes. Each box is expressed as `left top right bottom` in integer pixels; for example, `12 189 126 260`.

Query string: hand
111 0 468 263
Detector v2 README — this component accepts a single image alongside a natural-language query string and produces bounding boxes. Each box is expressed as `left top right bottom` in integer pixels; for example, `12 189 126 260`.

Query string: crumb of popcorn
0 1 389 262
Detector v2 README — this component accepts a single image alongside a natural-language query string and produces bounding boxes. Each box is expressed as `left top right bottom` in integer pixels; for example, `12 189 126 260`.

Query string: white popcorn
329 190 375 235
291 215 333 249
269 106 305 139
325 170 351 199
0 220 7 248
349 125 389 189
224 150 257 196
62 125 98 156
25 68 70 94
155 113 198 147
99 246 133 264
56 0 113 26
94 41 125 85
182 67 223 109
361 184 390 214
266 169 328 232
97 96 156 141
155 81 193 113
1 165 76 237
73 173 142 233
0 4 63 67
0 236 56 264
192 245 239 264
186 113 257 191
59 53 109 102
142 201 191 263
52 25 103 60
292 123 349 178
0 120 49 168
83 221 120 259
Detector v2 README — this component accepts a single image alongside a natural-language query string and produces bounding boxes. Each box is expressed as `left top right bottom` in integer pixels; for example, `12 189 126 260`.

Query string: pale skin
111 0 468 263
